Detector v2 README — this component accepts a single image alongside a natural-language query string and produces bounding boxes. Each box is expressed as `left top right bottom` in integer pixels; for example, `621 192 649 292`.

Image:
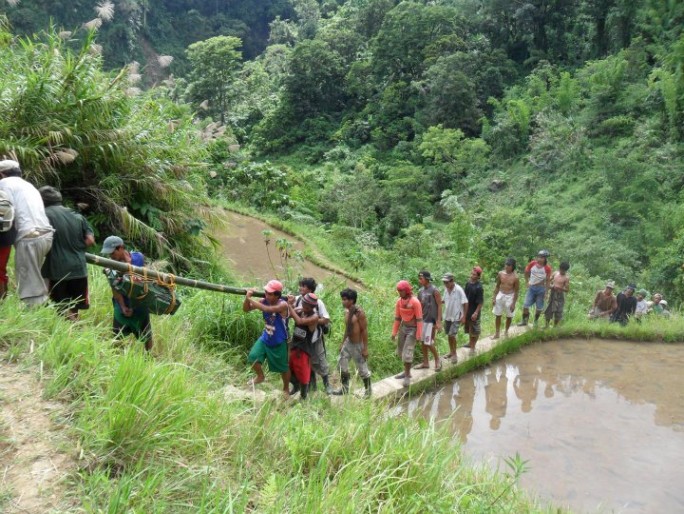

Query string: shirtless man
545 262 570 327
333 288 372 397
588 280 618 319
492 258 519 339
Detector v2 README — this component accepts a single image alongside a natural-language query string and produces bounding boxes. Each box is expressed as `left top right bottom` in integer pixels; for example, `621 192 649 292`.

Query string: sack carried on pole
105 267 181 315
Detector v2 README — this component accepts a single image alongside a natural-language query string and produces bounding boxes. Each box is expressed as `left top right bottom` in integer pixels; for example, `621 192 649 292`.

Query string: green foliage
0 27 210 266
186 36 243 124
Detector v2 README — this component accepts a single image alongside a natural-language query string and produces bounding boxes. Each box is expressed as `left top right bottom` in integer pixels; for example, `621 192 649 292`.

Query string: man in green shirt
40 186 95 321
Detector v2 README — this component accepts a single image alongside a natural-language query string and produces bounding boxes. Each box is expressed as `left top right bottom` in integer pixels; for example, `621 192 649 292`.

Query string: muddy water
395 339 684 513
213 210 354 288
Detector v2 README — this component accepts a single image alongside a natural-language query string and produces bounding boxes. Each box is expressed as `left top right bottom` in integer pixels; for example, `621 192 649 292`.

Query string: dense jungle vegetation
7 0 682 301
2 1 684 512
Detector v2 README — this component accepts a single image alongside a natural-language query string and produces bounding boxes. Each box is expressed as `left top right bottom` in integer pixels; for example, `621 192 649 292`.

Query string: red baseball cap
396 280 412 293
264 280 283 293
473 266 483 276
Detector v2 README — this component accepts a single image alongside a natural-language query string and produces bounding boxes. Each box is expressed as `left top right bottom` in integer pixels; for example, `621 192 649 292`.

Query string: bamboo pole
85 253 266 297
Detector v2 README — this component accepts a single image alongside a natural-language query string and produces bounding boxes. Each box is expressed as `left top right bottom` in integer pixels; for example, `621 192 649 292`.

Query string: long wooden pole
85 253 266 297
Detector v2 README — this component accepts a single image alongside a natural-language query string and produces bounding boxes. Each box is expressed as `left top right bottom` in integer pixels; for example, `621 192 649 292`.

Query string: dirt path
213 210 360 289
0 361 75 513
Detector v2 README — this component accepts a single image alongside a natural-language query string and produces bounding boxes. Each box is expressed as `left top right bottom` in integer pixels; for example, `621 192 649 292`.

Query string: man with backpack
0 160 54 305
292 277 333 394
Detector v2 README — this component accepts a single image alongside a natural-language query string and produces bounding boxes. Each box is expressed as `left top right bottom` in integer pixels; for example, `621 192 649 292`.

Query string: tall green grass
0 267 559 513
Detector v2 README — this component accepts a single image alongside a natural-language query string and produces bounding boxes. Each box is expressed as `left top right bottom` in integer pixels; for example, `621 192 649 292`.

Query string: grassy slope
1 268 565 513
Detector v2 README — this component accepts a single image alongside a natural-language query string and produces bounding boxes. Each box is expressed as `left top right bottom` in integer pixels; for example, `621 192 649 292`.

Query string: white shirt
443 284 467 321
0 176 52 240
635 299 648 316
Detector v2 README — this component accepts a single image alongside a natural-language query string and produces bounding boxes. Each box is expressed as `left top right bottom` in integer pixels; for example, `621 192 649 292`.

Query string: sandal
394 372 406 380
413 363 430 370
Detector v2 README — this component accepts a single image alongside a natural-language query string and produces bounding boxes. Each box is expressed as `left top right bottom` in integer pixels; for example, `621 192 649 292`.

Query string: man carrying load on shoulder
244 279 290 395
102 235 153 351
518 250 552 327
286 292 319 400
40 186 95 321
0 159 54 305
392 280 423 388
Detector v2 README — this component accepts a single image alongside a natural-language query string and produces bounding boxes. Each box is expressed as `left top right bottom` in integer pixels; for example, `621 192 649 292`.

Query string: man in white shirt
0 160 54 305
441 272 467 362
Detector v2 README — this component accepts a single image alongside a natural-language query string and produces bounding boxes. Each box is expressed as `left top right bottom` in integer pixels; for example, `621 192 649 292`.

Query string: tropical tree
186 35 243 124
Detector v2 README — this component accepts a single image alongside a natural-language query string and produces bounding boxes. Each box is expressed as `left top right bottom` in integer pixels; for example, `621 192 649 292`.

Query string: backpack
0 190 14 232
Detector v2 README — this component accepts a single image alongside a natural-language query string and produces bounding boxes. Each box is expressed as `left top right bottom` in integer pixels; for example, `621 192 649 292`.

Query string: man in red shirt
518 250 552 327
391 280 423 388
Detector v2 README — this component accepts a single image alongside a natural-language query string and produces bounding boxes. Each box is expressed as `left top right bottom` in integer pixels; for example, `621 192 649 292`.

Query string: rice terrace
2 0 684 512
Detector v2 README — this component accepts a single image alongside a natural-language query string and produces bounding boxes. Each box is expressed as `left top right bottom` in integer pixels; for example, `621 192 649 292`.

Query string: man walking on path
588 281 618 319
544 262 570 327
0 160 54 305
392 280 423 388
294 277 333 394
518 250 552 326
464 267 484 351
244 279 290 394
492 258 519 339
103 236 154 350
40 186 95 320
415 270 442 371
333 288 372 397
441 272 467 362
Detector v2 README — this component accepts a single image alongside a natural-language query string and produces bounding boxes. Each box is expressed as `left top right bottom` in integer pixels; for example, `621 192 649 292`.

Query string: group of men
243 278 371 399
390 251 571 387
0 159 154 349
588 281 667 324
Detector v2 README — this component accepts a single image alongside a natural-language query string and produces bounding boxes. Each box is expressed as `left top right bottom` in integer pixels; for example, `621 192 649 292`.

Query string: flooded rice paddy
395 339 684 513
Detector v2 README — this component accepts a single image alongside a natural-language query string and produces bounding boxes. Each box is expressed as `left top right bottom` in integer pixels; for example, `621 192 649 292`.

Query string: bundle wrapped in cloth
105 267 181 315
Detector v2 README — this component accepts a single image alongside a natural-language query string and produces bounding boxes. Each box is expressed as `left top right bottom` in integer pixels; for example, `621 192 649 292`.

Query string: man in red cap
464 267 484 351
391 280 423 387
243 279 290 394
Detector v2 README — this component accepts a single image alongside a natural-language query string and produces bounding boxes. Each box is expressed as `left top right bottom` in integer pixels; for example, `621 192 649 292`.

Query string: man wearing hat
518 250 552 326
40 186 95 320
0 159 54 305
588 280 618 319
391 280 423 388
102 235 153 350
441 272 467 362
243 279 291 394
611 284 637 325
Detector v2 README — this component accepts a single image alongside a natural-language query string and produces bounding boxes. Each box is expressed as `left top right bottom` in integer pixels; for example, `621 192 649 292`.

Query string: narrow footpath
0 361 75 513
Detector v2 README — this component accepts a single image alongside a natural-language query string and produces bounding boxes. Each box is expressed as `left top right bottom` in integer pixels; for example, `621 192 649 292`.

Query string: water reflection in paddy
395 339 684 513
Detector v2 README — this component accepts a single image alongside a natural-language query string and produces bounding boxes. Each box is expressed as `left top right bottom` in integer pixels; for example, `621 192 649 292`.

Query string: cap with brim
418 271 432 280
605 280 615 289
626 284 636 291
101 235 124 255
442 273 454 282
264 280 283 293
0 160 20 173
637 289 648 297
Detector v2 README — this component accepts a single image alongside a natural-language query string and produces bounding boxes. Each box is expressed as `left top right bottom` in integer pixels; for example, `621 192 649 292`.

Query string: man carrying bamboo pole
102 235 153 351
244 280 290 394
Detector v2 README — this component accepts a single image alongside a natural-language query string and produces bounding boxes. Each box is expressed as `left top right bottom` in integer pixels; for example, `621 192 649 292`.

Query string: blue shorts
523 284 546 310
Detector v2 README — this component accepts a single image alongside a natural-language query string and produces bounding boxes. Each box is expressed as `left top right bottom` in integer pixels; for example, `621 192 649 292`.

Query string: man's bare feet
492 333 500 339
248 376 265 387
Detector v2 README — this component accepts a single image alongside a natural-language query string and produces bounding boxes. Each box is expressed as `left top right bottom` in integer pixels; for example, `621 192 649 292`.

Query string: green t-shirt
42 205 93 280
